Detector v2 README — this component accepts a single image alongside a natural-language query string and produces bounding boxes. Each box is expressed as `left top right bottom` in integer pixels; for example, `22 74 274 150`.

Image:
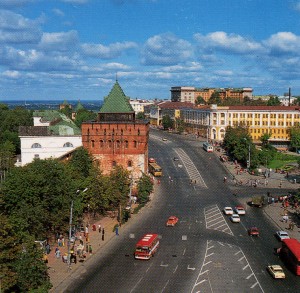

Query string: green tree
267 96 281 106
74 109 97 128
260 132 272 148
208 92 221 104
195 96 206 105
136 173 153 204
289 126 300 152
14 237 51 292
136 112 145 119
162 114 173 130
1 159 76 239
68 147 94 178
175 118 185 134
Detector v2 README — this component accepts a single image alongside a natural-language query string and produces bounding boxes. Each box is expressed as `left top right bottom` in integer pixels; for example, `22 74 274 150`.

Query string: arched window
125 140 129 148
127 160 132 167
116 140 121 148
112 160 116 168
133 140 137 148
138 128 140 135
108 140 112 148
91 140 95 147
100 140 104 148
63 142 73 147
31 143 42 148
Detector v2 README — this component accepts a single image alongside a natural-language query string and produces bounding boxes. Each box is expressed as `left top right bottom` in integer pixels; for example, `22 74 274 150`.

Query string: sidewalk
47 215 119 292
218 149 300 241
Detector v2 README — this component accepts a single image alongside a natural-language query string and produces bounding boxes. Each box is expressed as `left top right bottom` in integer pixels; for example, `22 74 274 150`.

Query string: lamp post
68 188 88 268
244 138 251 169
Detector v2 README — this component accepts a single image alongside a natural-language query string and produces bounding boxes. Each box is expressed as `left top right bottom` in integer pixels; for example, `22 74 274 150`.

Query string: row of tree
0 147 153 291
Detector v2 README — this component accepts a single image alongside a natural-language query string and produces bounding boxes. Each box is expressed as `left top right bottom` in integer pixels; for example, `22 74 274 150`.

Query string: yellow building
181 105 300 149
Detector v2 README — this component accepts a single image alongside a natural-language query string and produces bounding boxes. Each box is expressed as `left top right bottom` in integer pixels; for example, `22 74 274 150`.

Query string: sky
1 0 300 101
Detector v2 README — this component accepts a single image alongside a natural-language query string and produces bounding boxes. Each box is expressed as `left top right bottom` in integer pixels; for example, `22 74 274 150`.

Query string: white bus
203 142 213 152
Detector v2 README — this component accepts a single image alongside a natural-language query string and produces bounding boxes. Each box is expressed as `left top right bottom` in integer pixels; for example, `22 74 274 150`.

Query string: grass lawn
268 159 297 170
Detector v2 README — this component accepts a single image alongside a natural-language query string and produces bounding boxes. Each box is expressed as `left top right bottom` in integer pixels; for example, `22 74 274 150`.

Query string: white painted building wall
19 135 82 166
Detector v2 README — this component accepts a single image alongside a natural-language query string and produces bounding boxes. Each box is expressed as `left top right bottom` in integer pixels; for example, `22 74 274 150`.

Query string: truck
249 195 267 207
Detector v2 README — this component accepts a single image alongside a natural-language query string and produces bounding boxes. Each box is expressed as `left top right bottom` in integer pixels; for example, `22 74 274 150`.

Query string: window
63 142 73 147
108 140 112 148
31 143 41 148
34 154 40 159
116 140 121 148
133 140 137 148
125 140 129 148
100 140 104 148
127 160 132 167
91 140 95 148
112 161 116 168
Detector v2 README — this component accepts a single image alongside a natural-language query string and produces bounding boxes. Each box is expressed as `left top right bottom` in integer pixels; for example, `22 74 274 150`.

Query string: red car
248 227 259 236
166 216 179 227
148 158 156 163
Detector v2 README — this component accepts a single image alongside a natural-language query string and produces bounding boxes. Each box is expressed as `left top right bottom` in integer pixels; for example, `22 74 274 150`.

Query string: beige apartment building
171 86 253 103
181 105 300 149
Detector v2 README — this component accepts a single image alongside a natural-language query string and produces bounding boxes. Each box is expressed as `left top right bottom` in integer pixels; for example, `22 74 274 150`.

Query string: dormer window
63 142 73 147
31 143 42 148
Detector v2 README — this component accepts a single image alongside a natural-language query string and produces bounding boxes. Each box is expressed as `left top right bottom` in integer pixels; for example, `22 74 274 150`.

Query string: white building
17 110 82 166
129 99 154 114
278 95 296 106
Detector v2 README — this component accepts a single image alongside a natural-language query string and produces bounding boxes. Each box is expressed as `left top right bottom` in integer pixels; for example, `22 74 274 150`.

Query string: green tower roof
75 100 84 111
99 81 134 113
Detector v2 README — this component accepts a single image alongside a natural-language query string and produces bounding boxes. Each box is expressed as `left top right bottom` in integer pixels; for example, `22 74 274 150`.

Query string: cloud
0 46 82 72
81 41 137 59
293 2 300 12
52 8 65 17
263 32 300 55
141 33 193 66
0 10 42 44
2 70 21 78
194 31 264 54
39 31 79 52
0 0 34 8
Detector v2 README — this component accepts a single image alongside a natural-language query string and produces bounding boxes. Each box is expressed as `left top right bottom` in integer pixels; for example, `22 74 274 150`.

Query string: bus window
134 234 159 260
203 142 214 153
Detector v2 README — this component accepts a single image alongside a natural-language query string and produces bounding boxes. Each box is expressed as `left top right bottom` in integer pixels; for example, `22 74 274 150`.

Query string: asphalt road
66 129 300 293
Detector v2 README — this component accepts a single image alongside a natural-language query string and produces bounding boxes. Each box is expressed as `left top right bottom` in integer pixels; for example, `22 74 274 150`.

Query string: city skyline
1 0 300 101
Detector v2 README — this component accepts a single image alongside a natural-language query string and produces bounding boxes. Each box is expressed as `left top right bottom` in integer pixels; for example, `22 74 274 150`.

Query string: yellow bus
149 162 162 177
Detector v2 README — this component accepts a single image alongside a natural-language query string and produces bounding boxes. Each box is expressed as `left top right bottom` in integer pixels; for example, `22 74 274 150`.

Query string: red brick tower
81 81 149 181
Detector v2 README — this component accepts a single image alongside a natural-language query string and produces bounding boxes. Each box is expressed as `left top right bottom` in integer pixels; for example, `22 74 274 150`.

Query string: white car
234 206 246 215
223 207 233 215
230 214 240 223
267 265 285 279
275 231 290 241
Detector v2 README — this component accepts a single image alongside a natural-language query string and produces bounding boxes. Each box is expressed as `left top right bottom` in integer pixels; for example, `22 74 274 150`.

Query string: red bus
280 238 300 275
134 234 159 260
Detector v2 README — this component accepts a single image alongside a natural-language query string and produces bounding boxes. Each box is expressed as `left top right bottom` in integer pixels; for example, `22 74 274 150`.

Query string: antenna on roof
289 87 291 106
116 72 118 82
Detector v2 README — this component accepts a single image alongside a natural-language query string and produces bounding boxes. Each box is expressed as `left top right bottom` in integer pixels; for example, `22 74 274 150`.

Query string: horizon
1 1 300 100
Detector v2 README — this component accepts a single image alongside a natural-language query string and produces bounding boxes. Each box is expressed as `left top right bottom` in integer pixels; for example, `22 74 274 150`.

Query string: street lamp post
68 188 88 268
244 138 251 169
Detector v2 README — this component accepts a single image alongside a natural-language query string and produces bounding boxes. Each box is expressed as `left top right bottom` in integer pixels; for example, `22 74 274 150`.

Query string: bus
134 234 159 260
203 142 214 152
149 162 162 177
280 238 300 275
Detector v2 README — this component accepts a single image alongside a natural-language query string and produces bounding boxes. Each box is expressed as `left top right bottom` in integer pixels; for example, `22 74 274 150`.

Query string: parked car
234 206 246 215
166 216 179 226
223 207 233 215
248 227 259 236
267 265 285 279
230 214 240 223
275 231 290 241
148 158 156 163
173 157 179 161
162 138 167 141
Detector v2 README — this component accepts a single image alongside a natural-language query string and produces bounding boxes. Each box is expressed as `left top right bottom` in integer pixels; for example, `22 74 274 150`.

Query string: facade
181 105 300 149
18 110 82 166
171 86 253 104
195 87 253 103
170 87 196 103
149 101 194 126
81 81 149 181
129 99 154 115
278 95 296 106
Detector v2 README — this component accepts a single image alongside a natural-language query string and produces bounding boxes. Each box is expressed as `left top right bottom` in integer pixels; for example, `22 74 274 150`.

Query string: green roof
75 100 85 111
99 81 134 113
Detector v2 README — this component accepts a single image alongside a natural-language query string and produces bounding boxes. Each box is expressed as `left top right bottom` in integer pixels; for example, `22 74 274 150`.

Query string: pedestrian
223 176 227 183
55 247 61 259
45 243 51 254
291 222 295 231
115 225 119 236
102 228 105 241
98 224 101 233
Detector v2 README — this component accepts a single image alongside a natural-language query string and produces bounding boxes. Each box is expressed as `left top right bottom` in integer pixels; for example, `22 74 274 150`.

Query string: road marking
161 280 169 293
246 273 254 280
207 245 214 250
251 281 259 288
203 260 212 266
206 253 214 257
183 248 186 255
160 262 169 267
188 265 196 270
173 265 178 274
243 264 249 270
238 256 245 261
